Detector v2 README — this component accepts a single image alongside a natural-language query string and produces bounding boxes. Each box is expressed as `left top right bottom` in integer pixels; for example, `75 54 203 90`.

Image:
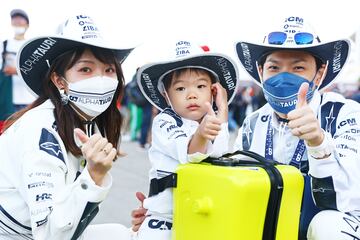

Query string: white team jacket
143 108 229 217
234 91 360 213
0 100 112 240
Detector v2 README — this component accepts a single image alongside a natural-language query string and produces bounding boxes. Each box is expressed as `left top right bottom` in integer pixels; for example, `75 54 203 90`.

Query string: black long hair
3 46 124 157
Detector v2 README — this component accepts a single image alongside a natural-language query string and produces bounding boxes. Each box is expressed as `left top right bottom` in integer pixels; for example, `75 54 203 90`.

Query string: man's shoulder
321 92 360 110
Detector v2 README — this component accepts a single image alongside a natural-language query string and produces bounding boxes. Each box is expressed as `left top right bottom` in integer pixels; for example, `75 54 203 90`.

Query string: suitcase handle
206 150 281 167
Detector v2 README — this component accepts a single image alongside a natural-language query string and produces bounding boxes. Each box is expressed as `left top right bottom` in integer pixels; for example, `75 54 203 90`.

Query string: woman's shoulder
13 101 56 132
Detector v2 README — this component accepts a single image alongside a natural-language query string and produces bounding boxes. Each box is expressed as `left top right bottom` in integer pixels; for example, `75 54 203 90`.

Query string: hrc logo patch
39 128 65 163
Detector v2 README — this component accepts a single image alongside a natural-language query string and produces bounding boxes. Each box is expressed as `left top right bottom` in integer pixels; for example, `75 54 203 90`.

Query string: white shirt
0 100 112 240
234 91 360 213
5 38 36 105
144 108 229 218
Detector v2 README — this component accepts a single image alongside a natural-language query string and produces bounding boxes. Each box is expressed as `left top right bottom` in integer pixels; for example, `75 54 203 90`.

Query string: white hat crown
56 15 104 44
263 16 321 47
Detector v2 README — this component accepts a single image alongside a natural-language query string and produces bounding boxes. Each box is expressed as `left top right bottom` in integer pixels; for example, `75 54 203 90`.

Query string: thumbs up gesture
188 102 222 154
287 82 324 147
74 128 117 185
197 102 222 141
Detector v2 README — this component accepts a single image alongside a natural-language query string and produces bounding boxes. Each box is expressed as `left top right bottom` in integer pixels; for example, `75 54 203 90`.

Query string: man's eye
294 66 305 70
267 65 278 70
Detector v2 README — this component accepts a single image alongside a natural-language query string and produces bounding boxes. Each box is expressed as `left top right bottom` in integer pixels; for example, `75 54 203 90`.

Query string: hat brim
17 36 134 96
235 40 350 90
137 53 239 111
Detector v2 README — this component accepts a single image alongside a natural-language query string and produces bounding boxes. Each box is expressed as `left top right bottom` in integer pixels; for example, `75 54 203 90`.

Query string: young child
134 40 239 239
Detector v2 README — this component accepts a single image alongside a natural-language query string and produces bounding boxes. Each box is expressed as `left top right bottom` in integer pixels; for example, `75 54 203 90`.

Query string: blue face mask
262 72 315 114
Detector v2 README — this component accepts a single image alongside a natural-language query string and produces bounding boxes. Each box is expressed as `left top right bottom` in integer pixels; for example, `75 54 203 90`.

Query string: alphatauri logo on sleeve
39 128 65 163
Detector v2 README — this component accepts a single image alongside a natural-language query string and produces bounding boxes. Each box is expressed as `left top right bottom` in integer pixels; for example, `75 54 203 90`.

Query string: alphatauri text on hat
216 57 236 91
332 41 343 73
142 73 161 105
20 37 57 75
240 43 254 73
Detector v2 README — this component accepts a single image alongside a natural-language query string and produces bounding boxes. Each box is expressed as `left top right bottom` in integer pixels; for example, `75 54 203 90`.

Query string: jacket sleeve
152 114 229 164
19 128 112 240
308 107 360 212
233 126 244 151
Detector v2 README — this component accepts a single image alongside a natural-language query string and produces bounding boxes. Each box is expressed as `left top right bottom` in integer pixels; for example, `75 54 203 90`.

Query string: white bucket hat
235 16 351 90
136 40 239 110
17 14 134 96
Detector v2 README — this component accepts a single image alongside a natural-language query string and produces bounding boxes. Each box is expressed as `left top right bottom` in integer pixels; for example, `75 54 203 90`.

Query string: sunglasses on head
267 32 317 45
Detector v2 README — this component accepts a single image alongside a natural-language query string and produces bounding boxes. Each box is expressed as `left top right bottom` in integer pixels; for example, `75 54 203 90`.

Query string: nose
187 91 197 100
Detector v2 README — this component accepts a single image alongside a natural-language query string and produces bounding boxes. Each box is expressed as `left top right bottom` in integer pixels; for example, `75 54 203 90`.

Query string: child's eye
198 84 207 89
176 87 185 91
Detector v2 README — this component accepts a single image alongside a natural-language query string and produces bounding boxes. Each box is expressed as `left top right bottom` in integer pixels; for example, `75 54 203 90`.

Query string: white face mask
13 26 26 35
65 76 118 118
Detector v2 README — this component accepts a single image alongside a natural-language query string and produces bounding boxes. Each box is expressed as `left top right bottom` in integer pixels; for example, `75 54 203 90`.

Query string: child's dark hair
162 68 217 91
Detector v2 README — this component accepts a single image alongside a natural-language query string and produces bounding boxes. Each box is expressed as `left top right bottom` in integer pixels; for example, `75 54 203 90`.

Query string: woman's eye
106 66 116 73
80 67 91 73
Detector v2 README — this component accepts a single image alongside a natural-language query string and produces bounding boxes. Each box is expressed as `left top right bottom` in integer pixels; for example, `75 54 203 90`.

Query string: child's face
166 69 213 122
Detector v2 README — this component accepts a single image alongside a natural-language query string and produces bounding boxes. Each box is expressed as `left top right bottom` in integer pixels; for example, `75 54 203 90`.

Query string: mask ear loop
315 60 329 91
256 61 264 84
163 90 175 111
58 76 69 105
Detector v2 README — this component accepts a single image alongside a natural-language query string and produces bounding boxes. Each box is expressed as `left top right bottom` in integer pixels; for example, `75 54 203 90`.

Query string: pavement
92 131 238 227
91 138 151 227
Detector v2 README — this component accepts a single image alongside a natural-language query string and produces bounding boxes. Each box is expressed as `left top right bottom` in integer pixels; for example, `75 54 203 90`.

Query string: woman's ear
50 72 66 90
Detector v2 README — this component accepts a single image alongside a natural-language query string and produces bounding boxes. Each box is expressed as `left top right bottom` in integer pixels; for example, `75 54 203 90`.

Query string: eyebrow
266 57 307 64
75 59 95 64
172 77 210 85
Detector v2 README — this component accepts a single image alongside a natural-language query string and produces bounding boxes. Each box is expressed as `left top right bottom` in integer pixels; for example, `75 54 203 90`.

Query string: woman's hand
74 128 117 185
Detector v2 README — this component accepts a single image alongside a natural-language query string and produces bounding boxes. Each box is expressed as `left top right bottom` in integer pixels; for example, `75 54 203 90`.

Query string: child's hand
198 102 222 141
212 83 228 123
188 103 222 154
131 192 147 232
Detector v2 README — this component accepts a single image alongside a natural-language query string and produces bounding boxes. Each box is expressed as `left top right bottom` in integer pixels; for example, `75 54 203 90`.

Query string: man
3 9 35 112
234 16 360 239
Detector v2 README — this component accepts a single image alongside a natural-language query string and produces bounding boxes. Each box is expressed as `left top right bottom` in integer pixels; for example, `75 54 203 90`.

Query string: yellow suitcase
172 150 304 240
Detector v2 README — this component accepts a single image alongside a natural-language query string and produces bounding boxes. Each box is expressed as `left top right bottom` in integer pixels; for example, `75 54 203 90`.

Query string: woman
0 14 133 239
